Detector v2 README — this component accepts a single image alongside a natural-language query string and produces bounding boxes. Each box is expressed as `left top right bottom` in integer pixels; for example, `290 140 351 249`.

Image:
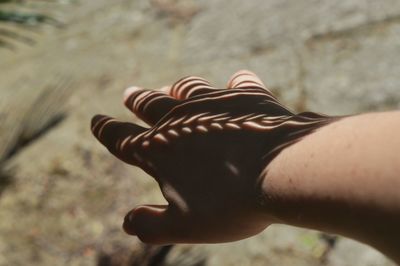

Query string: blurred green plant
0 10 55 25
0 0 62 50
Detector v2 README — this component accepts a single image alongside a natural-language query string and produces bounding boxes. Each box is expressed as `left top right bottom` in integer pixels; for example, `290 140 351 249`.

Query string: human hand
91 70 335 244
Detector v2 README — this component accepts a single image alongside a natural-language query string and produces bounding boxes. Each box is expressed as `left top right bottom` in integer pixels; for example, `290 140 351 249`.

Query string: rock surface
0 1 398 265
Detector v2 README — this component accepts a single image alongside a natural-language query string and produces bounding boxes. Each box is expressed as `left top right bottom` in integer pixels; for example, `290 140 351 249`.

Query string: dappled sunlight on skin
91 70 339 244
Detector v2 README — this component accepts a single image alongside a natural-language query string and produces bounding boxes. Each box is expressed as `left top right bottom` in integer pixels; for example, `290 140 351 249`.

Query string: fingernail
159 86 170 93
123 86 141 103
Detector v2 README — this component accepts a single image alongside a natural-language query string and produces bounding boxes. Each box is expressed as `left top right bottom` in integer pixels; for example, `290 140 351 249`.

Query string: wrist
257 113 349 225
258 114 353 228
255 112 342 223
257 112 400 262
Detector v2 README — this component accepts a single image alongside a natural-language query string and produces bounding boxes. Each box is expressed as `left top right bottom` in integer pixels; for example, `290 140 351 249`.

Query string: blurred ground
0 0 399 265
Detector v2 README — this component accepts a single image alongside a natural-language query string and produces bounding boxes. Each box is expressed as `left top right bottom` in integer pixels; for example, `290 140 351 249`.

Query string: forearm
261 111 400 262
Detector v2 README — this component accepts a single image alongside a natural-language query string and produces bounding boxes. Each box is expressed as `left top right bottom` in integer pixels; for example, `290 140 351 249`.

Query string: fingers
227 70 266 89
91 114 147 164
168 76 218 99
124 86 180 126
123 205 186 244
227 70 275 97
123 70 278 126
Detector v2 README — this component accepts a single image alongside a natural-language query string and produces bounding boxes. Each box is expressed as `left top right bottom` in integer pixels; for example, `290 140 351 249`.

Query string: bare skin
263 111 400 262
91 70 400 263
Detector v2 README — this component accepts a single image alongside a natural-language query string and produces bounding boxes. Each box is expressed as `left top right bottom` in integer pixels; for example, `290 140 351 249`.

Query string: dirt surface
0 1 399 265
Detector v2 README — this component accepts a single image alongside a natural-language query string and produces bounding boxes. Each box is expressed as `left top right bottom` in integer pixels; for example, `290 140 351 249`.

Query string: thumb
123 205 184 244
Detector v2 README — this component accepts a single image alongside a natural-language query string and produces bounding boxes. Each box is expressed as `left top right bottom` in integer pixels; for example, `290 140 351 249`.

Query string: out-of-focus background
0 0 399 265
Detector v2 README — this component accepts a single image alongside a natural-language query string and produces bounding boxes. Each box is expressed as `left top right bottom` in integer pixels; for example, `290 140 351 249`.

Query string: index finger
91 114 147 165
